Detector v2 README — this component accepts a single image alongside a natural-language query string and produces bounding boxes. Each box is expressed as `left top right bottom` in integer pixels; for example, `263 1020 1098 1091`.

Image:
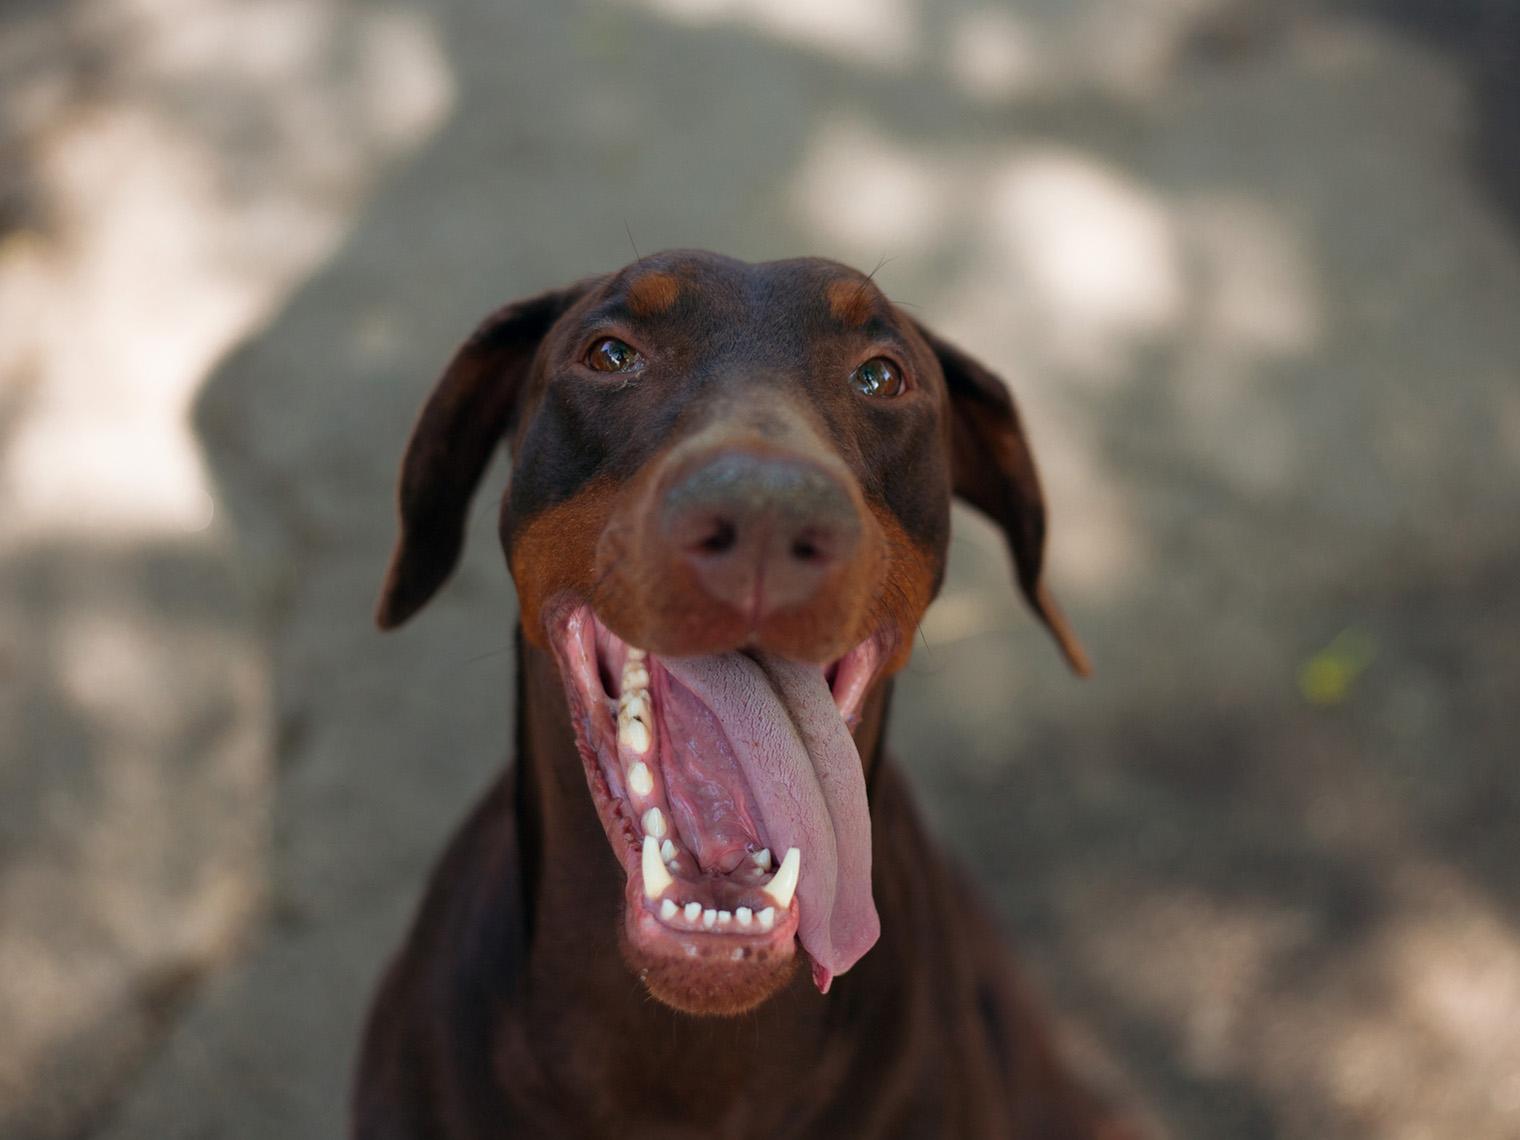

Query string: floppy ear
376 284 586 630
916 322 1091 676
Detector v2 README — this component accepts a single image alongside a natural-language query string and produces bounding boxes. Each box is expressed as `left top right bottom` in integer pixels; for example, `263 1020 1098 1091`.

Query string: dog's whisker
455 643 516 666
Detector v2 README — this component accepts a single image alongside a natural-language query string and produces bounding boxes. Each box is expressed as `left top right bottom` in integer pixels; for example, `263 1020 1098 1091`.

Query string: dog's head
377 251 1086 1014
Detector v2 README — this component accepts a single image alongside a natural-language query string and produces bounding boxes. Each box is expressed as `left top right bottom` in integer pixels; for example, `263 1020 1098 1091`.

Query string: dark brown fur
356 252 1131 1138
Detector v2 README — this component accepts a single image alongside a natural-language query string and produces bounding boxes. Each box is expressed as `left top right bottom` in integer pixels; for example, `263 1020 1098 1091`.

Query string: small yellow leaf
1298 628 1376 707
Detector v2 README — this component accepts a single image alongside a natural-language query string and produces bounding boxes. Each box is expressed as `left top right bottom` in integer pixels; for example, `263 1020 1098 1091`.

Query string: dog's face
377 251 1085 1015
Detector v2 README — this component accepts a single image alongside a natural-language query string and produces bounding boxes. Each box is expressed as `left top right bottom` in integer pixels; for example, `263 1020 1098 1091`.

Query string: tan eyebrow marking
626 271 681 317
826 278 876 327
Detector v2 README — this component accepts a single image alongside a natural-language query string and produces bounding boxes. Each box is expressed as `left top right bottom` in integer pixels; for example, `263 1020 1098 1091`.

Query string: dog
353 250 1135 1138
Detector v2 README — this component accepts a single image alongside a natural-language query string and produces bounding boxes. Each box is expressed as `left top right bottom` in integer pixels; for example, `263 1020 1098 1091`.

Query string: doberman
354 251 1137 1138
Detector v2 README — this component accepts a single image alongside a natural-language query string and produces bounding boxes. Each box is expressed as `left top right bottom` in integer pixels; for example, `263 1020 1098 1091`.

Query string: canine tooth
702 908 717 929
762 847 800 910
735 907 753 927
642 836 673 899
717 910 732 925
661 838 676 864
758 907 775 930
642 806 667 839
620 719 652 756
660 898 678 921
750 848 772 871
683 901 701 923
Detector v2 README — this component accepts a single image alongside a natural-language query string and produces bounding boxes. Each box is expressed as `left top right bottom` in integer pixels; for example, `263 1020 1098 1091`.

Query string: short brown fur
625 269 681 317
826 276 875 327
355 252 1133 1140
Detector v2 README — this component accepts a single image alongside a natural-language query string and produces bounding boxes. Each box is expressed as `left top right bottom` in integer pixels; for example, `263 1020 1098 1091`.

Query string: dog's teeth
717 910 732 925
757 906 776 930
642 806 667 839
628 760 654 796
660 898 678 921
620 719 652 757
625 647 646 664
661 838 676 864
750 848 772 871
642 835 673 899
735 907 753 927
622 693 649 722
762 847 800 910
683 901 701 923
702 908 717 929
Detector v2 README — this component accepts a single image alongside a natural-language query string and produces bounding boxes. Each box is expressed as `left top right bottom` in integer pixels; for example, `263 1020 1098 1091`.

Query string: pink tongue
661 652 879 988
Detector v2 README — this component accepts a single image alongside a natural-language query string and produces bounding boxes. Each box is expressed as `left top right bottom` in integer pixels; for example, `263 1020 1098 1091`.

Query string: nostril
693 518 737 556
790 532 839 568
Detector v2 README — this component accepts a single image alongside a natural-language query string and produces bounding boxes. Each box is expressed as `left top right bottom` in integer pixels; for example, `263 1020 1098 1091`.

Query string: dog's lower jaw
622 914 803 1016
619 844 806 1016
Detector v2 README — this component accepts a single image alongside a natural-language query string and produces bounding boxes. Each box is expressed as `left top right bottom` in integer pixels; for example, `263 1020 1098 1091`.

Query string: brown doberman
354 251 1135 1138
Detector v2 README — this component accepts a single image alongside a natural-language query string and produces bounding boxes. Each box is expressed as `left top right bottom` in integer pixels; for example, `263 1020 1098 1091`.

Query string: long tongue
661 652 879 989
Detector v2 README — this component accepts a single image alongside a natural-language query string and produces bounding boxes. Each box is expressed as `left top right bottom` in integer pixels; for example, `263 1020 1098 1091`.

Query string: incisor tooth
642 806 667 839
717 910 732 925
735 907 753 927
620 719 652 756
758 907 776 930
660 898 678 921
683 901 701 923
763 847 800 909
642 836 673 899
702 909 717 929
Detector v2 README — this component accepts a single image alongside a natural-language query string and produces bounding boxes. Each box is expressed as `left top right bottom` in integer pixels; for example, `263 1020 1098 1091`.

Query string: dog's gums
548 599 886 1001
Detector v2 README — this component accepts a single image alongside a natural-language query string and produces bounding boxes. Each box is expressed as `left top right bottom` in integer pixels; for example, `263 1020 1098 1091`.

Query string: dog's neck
506 638 893 1119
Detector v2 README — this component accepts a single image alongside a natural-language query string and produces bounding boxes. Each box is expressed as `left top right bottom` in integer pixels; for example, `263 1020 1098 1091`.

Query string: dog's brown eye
586 337 643 373
851 357 904 398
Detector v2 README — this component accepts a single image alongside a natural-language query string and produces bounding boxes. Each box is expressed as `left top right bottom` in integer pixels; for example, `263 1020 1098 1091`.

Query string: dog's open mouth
548 600 886 996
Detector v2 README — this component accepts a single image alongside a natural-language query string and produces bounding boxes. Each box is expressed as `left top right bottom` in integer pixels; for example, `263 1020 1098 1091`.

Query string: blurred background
3 0 1518 1136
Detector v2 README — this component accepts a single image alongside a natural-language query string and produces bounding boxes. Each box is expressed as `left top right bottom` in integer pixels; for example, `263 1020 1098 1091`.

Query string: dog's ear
916 321 1091 676
376 284 586 630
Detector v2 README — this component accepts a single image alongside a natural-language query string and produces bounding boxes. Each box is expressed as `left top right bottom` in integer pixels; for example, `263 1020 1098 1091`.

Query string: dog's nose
661 452 862 622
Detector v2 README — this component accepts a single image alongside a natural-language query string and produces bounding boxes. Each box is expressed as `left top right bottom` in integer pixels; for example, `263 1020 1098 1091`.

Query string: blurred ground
2 0 1518 1137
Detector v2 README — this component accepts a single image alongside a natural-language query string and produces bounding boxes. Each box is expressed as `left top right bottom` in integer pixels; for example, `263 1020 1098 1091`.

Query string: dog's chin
620 911 801 1015
617 848 806 1015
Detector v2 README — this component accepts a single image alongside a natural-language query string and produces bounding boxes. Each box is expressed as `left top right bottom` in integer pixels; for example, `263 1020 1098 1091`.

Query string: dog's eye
851 357 904 399
586 337 644 373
